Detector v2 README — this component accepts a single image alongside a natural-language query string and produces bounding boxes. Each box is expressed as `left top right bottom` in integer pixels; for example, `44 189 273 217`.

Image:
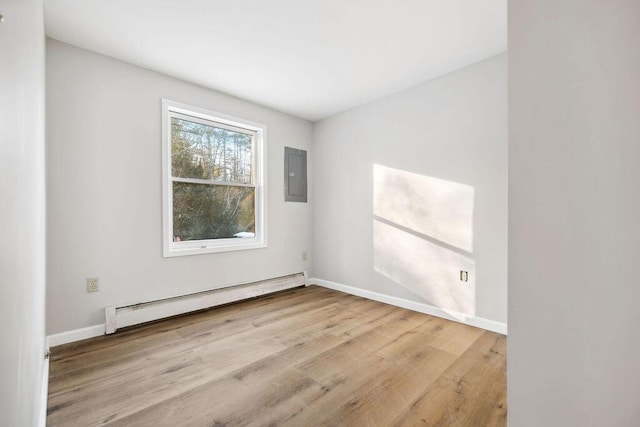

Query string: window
162 100 266 257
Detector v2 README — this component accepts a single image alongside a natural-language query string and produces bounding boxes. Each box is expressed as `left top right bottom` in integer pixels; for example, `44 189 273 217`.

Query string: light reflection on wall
373 164 476 319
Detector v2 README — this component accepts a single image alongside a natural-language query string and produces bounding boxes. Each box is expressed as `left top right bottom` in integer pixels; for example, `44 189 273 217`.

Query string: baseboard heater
105 272 307 334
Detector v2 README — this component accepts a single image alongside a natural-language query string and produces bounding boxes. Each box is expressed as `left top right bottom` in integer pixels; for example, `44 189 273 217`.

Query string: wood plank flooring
48 286 506 426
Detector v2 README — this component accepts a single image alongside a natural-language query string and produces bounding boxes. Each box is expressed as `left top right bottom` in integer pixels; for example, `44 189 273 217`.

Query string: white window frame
162 99 267 257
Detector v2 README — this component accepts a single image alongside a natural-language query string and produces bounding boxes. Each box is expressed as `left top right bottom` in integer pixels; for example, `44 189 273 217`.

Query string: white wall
509 1 640 425
312 55 507 325
0 0 47 425
46 40 312 335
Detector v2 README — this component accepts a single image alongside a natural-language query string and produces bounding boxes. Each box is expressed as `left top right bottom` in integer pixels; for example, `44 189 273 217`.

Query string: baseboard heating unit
105 272 307 334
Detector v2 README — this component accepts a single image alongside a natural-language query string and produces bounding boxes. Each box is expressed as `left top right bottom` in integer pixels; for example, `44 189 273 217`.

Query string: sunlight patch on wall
373 165 476 319
374 220 476 318
373 164 474 252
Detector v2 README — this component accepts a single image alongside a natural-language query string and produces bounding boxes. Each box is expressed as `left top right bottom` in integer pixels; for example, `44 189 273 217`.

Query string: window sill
163 241 267 257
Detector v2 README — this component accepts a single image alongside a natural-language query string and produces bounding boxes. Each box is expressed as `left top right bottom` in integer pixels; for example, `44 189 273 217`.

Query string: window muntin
162 100 266 256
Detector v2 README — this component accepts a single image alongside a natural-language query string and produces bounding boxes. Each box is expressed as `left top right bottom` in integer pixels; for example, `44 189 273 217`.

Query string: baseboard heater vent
105 272 307 334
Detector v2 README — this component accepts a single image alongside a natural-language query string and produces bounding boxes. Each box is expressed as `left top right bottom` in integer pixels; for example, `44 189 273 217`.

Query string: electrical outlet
460 271 469 282
87 277 99 293
302 251 308 261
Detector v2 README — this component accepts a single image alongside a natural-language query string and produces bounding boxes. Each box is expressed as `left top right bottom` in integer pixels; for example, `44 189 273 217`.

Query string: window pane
173 182 255 241
171 117 253 184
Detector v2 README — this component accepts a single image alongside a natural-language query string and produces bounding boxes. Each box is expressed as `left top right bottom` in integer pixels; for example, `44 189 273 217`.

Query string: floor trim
310 277 507 335
106 273 306 334
47 324 105 348
46 277 507 348
39 354 49 427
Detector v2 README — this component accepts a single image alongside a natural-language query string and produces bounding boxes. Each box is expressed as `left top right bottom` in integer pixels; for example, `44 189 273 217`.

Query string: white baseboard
310 277 507 335
47 273 308 346
46 276 505 349
39 353 49 427
47 324 105 348
106 273 307 334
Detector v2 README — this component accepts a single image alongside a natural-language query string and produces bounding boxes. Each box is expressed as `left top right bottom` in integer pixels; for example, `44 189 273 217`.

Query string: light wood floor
48 286 506 426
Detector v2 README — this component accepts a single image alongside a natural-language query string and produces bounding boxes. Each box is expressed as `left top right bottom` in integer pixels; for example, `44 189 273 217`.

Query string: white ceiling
44 0 506 121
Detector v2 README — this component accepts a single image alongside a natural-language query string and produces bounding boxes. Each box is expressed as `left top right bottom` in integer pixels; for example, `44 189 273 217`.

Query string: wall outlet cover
87 277 99 292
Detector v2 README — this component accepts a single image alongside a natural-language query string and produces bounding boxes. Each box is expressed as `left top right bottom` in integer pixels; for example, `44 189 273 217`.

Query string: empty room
2 0 639 426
